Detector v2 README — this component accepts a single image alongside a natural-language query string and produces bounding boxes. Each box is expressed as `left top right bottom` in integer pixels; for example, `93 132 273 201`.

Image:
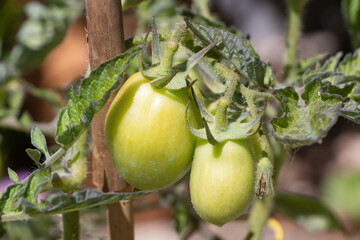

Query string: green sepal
190 84 214 122
164 39 220 90
188 58 225 94
186 102 262 143
150 70 179 89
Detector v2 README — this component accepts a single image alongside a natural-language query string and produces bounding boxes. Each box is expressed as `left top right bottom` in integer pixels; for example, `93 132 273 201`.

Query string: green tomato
190 138 255 226
105 72 201 190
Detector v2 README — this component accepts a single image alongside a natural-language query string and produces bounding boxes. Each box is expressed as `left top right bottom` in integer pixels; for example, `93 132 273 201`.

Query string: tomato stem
62 211 80 240
283 0 308 83
214 63 239 130
158 24 187 77
245 196 273 240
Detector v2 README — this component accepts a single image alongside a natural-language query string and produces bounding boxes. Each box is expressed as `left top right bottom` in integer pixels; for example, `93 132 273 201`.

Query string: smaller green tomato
190 139 255 226
105 72 201 190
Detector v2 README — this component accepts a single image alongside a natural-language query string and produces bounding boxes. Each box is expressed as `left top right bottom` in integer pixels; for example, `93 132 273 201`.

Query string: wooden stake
85 0 134 239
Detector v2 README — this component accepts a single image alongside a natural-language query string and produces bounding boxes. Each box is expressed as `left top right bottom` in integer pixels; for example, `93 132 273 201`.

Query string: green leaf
340 100 360 123
0 184 24 215
25 148 42 168
55 48 140 147
0 168 51 219
21 188 154 218
29 88 61 108
271 79 345 148
185 19 267 86
21 168 52 204
298 54 327 74
333 49 360 84
274 191 343 231
342 0 360 48
30 126 49 158
7 168 18 184
179 9 242 36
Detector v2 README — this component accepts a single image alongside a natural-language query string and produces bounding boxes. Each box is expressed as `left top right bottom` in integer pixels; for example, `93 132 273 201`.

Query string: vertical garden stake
85 0 134 239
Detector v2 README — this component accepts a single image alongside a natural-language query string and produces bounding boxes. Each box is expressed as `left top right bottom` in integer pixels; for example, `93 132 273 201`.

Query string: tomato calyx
138 20 219 90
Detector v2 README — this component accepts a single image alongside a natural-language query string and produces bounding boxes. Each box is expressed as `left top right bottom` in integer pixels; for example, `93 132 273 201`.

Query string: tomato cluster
105 72 259 226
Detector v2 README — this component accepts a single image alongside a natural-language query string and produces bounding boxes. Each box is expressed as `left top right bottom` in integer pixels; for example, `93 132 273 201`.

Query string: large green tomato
105 72 201 190
190 139 255 226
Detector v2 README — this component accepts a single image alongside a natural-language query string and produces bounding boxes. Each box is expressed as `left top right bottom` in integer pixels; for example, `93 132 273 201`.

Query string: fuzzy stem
43 147 66 168
63 211 80 240
283 0 307 83
158 24 187 77
214 63 239 130
245 196 272 240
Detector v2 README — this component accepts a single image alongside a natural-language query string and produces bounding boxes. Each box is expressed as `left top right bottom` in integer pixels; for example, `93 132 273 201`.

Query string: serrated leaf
271 79 346 148
342 0 360 48
165 40 219 89
340 100 360 123
274 191 343 231
185 19 267 86
298 54 327 74
21 189 154 218
30 126 49 158
178 9 242 36
21 168 51 204
30 87 61 108
333 49 360 84
7 168 18 184
55 48 140 147
25 148 42 168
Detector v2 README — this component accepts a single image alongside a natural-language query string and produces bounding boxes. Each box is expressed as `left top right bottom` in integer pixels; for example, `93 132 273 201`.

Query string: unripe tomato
190 139 255 226
105 72 201 190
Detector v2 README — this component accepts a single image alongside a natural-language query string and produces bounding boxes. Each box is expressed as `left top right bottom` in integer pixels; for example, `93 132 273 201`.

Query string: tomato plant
190 139 255 226
105 72 201 190
0 0 359 240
